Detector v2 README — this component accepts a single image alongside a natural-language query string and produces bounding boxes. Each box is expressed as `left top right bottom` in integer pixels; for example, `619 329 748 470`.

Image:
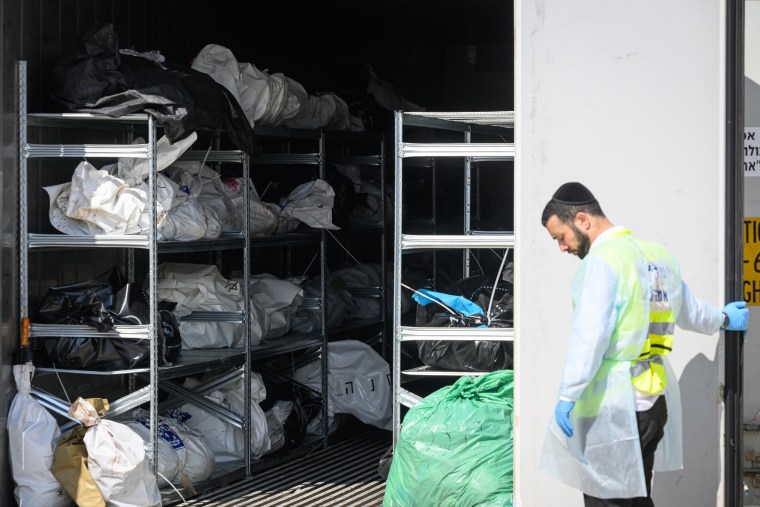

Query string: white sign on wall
746 127 760 176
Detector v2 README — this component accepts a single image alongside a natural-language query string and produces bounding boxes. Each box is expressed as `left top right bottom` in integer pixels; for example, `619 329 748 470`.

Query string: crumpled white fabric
192 44 362 130
44 133 197 236
7 363 71 507
191 44 299 127
179 371 270 461
157 263 244 349
68 398 161 507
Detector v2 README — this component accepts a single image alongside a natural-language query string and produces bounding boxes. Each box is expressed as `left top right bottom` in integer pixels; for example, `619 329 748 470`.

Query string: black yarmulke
551 182 596 205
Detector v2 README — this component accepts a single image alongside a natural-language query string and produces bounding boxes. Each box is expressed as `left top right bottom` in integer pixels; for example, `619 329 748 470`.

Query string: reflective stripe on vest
631 265 675 395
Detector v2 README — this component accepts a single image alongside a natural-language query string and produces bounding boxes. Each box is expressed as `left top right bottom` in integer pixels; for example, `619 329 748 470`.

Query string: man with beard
538 182 748 507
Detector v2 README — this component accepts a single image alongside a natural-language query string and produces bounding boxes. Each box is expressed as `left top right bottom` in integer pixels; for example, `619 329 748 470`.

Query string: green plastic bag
383 370 514 507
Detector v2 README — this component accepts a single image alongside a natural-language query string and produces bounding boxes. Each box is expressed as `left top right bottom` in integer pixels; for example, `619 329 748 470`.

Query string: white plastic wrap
7 364 71 507
249 274 304 339
179 371 270 461
162 411 215 485
277 179 339 232
167 161 243 232
123 416 185 487
264 400 293 454
294 340 391 430
191 44 298 127
125 409 214 487
44 133 197 237
68 398 161 507
223 178 280 236
157 263 243 349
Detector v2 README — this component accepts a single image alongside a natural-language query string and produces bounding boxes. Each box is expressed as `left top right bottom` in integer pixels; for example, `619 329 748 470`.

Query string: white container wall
515 1 727 506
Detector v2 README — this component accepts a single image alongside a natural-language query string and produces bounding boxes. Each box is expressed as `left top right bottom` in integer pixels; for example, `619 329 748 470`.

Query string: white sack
250 274 304 339
162 410 215 485
126 409 214 487
69 398 161 507
157 198 209 241
277 179 339 232
283 93 363 131
7 364 72 507
157 263 243 349
191 44 297 127
264 400 293 454
167 161 243 232
294 340 391 430
44 133 196 237
223 177 280 236
179 371 270 461
123 415 186 487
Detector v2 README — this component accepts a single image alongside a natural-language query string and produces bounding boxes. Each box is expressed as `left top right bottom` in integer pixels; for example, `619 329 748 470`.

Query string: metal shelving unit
17 59 256 488
325 130 387 357
18 58 390 500
391 110 515 446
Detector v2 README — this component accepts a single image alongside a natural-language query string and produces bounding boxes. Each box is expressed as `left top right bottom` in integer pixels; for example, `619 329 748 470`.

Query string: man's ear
574 212 591 231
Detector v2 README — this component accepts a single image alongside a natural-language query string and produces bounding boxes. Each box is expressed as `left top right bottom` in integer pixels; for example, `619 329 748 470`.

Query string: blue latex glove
555 400 575 437
723 301 749 331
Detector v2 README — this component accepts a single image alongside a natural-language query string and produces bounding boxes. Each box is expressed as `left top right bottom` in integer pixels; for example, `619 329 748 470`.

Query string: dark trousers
583 395 668 507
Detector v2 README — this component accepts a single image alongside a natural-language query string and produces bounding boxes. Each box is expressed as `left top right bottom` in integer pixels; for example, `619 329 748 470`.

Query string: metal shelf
401 365 491 377
392 110 515 448
30 323 151 339
28 233 151 249
401 233 515 250
400 142 514 159
252 153 321 165
23 143 151 159
179 150 246 163
398 326 514 342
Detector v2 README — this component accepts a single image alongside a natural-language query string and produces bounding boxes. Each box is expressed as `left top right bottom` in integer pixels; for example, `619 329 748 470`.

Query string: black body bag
36 268 181 370
416 274 514 372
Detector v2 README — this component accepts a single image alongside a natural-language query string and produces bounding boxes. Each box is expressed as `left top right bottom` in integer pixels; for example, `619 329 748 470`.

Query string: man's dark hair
541 199 606 227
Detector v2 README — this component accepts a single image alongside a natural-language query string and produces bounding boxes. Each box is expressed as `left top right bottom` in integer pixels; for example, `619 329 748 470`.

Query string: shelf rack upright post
391 110 516 447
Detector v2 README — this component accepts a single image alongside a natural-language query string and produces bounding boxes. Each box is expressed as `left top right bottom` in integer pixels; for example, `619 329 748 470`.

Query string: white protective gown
540 226 723 498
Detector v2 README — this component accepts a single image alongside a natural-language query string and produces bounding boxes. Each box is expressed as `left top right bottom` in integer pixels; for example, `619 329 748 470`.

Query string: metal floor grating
181 428 390 507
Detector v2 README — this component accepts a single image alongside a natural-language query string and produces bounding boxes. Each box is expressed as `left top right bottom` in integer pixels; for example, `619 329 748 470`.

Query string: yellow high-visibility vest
630 264 675 395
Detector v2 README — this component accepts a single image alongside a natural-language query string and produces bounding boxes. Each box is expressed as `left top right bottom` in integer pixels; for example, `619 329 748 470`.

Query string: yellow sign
745 218 760 305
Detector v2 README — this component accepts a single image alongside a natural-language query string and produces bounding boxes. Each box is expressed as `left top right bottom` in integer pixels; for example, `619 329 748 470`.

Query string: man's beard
571 224 591 259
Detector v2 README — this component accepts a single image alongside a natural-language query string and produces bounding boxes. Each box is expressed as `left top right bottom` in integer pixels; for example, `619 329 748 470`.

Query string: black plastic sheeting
35 268 181 370
49 23 254 155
